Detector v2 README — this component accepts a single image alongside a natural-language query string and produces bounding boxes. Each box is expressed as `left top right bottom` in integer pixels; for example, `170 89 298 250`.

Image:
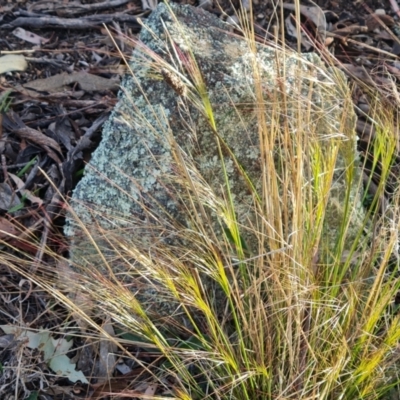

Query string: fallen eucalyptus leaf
12 27 49 45
0 55 28 74
0 325 88 384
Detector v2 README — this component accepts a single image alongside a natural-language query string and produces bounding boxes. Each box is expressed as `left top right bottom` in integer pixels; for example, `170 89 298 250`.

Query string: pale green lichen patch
66 3 364 326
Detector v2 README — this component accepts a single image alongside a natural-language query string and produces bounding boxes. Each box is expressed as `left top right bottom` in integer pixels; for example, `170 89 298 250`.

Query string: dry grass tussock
3 1 400 399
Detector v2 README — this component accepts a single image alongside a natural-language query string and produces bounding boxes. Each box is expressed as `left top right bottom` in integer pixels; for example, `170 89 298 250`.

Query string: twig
0 13 143 30
29 0 132 17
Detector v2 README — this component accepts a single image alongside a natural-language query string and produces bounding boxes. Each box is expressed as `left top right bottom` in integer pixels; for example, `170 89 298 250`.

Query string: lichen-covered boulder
65 3 363 326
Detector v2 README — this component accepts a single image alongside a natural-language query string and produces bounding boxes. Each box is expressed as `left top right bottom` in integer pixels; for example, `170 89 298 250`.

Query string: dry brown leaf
341 64 375 84
23 71 120 94
96 317 117 384
141 383 157 398
8 174 43 207
12 27 49 45
142 0 158 10
365 13 395 31
0 216 19 240
0 216 39 254
282 3 326 33
2 111 62 163
285 15 313 50
56 259 94 331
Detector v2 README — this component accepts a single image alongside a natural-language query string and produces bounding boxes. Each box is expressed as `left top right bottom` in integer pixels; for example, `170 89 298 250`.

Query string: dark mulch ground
0 0 400 398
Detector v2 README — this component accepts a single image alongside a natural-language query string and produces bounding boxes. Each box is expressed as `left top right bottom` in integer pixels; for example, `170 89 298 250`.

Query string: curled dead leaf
2 111 62 163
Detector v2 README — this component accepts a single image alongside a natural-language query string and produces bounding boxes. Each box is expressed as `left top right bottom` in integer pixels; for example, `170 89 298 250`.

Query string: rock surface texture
66 3 363 325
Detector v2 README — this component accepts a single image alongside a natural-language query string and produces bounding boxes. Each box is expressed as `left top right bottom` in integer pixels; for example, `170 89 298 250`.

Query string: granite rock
65 3 363 327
